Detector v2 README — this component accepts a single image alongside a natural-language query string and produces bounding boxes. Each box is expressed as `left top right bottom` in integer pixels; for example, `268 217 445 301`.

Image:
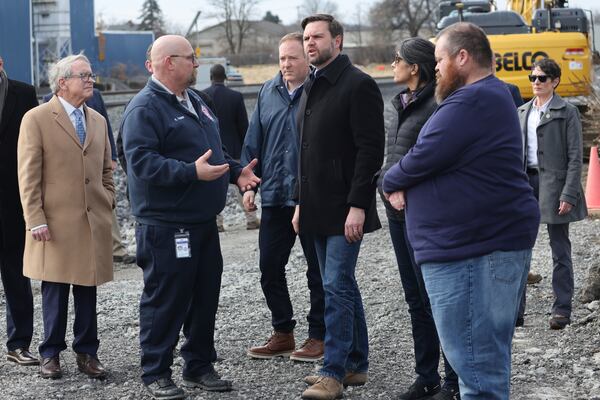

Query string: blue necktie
73 108 86 145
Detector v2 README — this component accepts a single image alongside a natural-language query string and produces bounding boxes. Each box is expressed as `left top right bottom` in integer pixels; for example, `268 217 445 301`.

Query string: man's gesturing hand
195 149 229 181
237 158 261 192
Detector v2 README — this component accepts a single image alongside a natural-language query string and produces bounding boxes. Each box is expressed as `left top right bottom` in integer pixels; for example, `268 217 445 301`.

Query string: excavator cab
435 0 595 100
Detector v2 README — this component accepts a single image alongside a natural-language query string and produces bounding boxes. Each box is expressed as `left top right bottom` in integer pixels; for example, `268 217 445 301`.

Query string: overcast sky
94 0 599 32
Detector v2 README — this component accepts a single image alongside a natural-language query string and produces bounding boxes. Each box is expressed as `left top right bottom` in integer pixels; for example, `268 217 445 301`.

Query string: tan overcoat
17 96 114 286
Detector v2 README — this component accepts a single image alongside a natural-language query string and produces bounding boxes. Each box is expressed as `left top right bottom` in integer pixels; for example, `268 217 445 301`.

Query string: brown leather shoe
527 272 543 285
7 348 39 366
76 353 107 379
302 376 343 400
549 314 571 330
247 331 295 359
304 371 368 387
290 338 324 362
40 356 62 379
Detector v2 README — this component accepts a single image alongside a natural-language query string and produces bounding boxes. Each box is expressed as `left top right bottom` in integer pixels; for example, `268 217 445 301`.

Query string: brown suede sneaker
304 371 368 387
247 331 295 359
290 338 324 362
302 376 343 400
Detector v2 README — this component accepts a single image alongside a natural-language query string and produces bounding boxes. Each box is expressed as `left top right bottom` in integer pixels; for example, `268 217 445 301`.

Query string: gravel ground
0 188 599 399
1 86 599 399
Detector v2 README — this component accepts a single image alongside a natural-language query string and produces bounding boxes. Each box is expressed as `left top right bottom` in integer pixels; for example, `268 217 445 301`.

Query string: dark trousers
136 222 223 385
388 218 458 388
259 206 325 339
0 244 34 351
39 282 98 358
548 223 573 317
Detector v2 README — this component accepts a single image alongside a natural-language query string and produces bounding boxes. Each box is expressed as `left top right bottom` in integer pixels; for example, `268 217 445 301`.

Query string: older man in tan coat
18 54 114 380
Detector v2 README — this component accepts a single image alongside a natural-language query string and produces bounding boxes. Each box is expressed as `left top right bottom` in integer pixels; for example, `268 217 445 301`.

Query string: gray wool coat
518 94 588 224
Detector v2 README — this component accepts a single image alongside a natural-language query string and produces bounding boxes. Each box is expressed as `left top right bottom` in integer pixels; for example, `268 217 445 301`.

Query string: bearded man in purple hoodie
383 22 540 400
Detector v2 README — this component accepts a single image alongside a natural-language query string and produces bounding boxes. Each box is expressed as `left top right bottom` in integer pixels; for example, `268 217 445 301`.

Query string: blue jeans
314 235 368 382
421 250 531 400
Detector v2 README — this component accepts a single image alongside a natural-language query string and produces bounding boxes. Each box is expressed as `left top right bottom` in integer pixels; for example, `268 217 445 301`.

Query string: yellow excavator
437 0 596 100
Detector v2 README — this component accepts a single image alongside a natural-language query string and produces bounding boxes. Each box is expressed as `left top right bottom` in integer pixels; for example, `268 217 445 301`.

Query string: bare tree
209 0 261 54
369 0 439 40
299 0 339 18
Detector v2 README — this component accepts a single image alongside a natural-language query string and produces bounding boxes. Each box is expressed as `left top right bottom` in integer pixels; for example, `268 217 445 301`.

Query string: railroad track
100 77 396 108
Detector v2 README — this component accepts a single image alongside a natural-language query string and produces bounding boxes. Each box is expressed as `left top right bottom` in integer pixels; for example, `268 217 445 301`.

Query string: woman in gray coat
517 58 588 330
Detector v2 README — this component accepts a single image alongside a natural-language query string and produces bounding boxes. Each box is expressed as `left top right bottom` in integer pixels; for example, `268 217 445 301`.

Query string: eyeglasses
65 72 97 82
528 74 550 83
170 54 197 64
393 52 402 65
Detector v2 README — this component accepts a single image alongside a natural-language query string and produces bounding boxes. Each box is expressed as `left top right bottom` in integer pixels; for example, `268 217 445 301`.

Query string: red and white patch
201 105 215 122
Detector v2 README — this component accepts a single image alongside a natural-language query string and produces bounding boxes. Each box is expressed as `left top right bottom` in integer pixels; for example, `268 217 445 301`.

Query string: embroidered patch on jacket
201 105 215 122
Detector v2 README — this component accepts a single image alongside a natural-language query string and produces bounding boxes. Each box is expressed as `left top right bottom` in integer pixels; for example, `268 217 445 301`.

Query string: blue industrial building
0 0 152 87
0 1 34 83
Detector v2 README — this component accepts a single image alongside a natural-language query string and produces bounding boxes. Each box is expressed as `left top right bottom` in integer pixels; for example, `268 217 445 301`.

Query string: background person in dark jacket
296 14 385 400
517 58 587 330
377 38 459 400
203 64 258 231
121 35 260 399
383 23 540 399
0 55 39 367
242 32 325 363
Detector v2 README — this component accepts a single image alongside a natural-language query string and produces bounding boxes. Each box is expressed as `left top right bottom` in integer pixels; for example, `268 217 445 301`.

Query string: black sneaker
144 378 185 400
182 370 233 392
431 386 460 400
397 380 441 399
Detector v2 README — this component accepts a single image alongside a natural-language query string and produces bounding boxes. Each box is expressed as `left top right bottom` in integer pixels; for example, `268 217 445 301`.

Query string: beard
435 62 466 103
187 68 197 87
310 42 335 67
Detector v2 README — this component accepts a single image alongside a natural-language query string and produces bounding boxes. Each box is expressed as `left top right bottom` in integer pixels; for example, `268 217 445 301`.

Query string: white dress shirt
57 96 87 132
526 96 553 168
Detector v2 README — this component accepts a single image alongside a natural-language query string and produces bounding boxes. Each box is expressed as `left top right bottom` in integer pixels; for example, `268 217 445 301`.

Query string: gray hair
48 53 91 94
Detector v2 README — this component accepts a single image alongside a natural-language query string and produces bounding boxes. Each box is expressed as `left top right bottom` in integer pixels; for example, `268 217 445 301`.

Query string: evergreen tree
262 11 281 24
138 0 165 37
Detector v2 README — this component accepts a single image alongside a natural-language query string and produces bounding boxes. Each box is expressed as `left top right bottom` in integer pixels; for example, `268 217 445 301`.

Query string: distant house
105 20 139 31
188 20 294 57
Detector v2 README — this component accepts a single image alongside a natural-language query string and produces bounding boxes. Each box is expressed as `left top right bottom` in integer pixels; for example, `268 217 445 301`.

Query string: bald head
150 35 193 71
149 35 197 95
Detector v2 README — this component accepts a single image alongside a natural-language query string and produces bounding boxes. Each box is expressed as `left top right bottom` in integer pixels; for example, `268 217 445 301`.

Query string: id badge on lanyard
174 229 191 259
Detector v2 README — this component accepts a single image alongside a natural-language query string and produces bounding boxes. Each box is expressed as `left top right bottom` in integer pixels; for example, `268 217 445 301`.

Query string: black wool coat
297 54 385 236
0 79 38 250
